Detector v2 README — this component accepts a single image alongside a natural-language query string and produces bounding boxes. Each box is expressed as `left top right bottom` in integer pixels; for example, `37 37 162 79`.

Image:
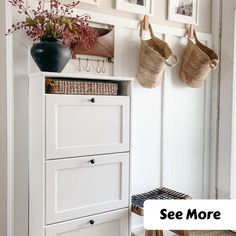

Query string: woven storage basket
179 30 219 88
136 24 178 88
46 79 118 95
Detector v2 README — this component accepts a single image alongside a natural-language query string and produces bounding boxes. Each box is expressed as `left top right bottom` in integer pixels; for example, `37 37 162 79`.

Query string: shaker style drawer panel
46 209 129 236
45 95 130 159
46 153 129 224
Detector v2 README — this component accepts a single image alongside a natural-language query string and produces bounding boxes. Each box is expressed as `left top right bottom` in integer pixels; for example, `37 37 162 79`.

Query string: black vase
31 38 71 72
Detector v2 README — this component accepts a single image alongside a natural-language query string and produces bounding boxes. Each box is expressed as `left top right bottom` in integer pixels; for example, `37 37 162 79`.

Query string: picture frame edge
115 0 153 15
167 0 199 25
80 0 100 6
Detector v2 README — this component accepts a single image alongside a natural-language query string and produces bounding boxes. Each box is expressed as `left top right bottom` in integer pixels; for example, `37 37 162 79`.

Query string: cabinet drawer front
46 153 129 224
46 209 129 236
46 95 130 159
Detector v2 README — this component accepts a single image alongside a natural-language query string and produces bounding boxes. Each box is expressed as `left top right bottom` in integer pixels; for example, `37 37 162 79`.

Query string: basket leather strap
139 22 155 39
147 23 155 38
164 54 178 67
193 29 200 43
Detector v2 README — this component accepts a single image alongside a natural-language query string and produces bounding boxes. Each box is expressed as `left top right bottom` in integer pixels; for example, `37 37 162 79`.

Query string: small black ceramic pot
31 38 71 72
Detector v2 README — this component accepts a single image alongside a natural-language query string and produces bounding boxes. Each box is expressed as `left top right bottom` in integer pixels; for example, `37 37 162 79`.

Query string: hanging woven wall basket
179 30 219 88
136 24 178 89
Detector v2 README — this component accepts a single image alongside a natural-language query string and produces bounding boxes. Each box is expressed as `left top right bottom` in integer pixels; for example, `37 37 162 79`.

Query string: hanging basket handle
209 59 218 69
139 23 155 39
139 22 178 67
164 54 178 67
192 30 219 69
193 29 200 43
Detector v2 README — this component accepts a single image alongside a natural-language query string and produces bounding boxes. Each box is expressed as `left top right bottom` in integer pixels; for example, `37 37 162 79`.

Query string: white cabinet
26 73 132 236
46 153 129 224
46 95 130 159
46 209 129 236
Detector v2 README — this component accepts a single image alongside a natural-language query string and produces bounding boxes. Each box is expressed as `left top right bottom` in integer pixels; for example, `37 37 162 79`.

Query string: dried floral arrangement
6 0 98 50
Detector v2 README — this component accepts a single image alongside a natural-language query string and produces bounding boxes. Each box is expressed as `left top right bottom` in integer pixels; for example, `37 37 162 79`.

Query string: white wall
218 0 236 199
0 3 8 233
0 2 13 236
116 24 212 229
69 0 212 33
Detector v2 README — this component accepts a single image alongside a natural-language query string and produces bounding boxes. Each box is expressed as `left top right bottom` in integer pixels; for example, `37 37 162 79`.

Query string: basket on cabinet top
46 78 119 96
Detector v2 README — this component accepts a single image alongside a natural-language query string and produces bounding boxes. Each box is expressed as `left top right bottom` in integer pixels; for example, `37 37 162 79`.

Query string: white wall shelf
29 72 134 82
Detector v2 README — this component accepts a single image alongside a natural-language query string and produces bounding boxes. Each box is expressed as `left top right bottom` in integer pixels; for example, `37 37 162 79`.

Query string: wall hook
102 60 106 73
78 58 82 72
96 59 102 73
187 24 194 39
85 58 91 72
142 15 149 31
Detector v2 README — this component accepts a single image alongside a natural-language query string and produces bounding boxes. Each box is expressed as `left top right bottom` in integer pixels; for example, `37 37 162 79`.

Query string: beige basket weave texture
136 24 178 89
46 79 118 95
179 30 219 88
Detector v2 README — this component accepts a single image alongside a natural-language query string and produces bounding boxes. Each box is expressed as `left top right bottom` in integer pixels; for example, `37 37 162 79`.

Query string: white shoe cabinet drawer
46 153 129 224
46 95 130 159
46 209 129 236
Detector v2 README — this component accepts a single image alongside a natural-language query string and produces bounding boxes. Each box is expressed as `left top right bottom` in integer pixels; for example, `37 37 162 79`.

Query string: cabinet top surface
29 72 134 82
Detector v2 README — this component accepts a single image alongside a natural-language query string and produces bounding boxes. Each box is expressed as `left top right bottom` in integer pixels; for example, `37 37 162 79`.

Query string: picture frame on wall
80 0 99 5
116 0 153 15
168 0 199 25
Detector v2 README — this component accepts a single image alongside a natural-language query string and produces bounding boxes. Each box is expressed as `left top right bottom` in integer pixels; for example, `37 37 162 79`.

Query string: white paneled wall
116 23 212 195
118 27 163 193
161 35 212 199
113 23 213 228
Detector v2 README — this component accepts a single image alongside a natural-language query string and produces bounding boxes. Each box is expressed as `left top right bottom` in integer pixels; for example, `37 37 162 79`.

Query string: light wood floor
188 231 235 236
132 230 236 236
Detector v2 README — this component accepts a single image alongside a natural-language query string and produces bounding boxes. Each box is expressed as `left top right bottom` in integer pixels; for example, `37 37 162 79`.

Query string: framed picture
168 0 199 25
80 0 99 5
116 0 153 15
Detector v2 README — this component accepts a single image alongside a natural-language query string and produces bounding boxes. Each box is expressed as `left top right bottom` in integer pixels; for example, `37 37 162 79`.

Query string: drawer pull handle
90 159 95 164
89 220 95 225
90 98 95 103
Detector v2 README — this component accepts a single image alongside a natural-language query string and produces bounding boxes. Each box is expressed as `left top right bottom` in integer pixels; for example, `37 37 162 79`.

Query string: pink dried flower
6 0 98 49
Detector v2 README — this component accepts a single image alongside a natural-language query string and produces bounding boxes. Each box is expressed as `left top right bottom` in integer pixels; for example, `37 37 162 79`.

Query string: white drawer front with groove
46 153 129 224
46 95 130 159
46 209 128 236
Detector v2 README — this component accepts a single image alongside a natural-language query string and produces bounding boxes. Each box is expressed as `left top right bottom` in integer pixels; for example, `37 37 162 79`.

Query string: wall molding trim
218 0 236 199
211 0 222 199
160 33 213 199
0 2 14 236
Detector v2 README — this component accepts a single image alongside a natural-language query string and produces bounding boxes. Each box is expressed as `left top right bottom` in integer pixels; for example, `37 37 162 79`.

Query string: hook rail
76 57 112 74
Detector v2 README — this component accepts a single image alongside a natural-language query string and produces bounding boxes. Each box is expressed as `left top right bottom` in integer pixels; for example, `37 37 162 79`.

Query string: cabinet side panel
14 75 29 236
29 76 45 236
